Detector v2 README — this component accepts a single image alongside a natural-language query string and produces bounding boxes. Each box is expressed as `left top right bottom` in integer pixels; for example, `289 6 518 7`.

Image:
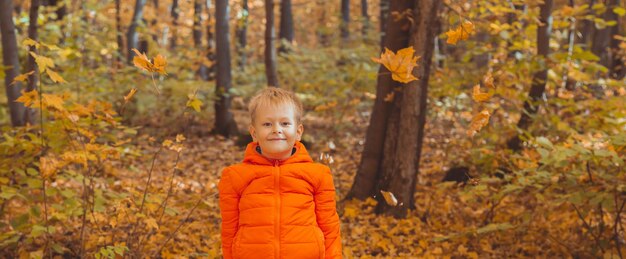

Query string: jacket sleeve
314 166 342 259
218 167 240 259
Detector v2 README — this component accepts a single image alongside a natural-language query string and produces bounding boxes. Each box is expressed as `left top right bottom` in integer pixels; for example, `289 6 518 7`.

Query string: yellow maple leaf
152 54 167 75
23 38 40 49
483 72 495 89
472 84 492 102
42 93 65 111
30 52 55 72
446 21 476 45
467 109 491 137
186 94 203 112
372 47 420 83
132 48 153 72
46 69 66 83
11 71 35 85
15 90 39 107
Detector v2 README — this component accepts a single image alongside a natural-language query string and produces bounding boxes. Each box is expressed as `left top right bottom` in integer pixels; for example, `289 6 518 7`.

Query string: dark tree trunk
43 0 66 42
235 0 248 69
379 0 389 47
116 0 124 64
340 0 349 41
214 0 238 136
24 0 40 125
170 0 179 49
151 0 159 43
1 0 26 127
361 0 369 38
375 0 440 218
193 0 203 47
127 0 147 64
264 0 279 87
507 0 554 151
591 0 621 78
278 0 293 53
346 0 413 201
200 0 216 81
579 0 595 48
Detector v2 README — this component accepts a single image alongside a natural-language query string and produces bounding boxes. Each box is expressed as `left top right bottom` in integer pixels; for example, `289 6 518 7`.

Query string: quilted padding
219 141 342 259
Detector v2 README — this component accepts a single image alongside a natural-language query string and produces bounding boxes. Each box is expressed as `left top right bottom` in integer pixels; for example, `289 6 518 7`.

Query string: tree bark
361 0 369 38
340 0 349 41
236 0 248 69
507 0 553 151
265 0 279 87
591 0 621 78
170 0 179 49
1 0 27 127
278 0 293 53
24 0 40 125
214 0 238 136
379 0 389 47
375 0 440 218
127 0 147 64
193 0 203 47
579 0 595 48
116 0 124 64
200 0 216 81
346 0 414 201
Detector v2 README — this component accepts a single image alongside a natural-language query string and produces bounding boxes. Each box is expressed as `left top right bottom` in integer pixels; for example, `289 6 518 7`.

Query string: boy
218 88 342 259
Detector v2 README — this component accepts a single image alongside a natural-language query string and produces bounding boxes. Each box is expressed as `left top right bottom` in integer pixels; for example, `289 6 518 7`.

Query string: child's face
249 102 303 160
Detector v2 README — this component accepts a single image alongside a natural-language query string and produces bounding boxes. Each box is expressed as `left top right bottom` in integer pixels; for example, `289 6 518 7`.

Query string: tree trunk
375 0 440 218
214 0 238 137
24 0 40 125
127 0 147 64
340 0 349 41
379 0 389 47
591 0 621 78
264 0 279 87
200 0 216 81
361 0 369 38
193 0 202 47
579 0 595 48
170 0 179 49
278 0 293 53
346 0 414 201
235 0 248 69
507 0 553 151
1 0 26 127
116 0 124 64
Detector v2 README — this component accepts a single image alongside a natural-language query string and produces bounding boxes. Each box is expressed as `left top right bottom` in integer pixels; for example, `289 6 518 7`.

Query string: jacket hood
243 141 313 165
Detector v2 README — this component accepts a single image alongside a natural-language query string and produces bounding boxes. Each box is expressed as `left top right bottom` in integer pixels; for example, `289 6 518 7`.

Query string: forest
0 0 625 257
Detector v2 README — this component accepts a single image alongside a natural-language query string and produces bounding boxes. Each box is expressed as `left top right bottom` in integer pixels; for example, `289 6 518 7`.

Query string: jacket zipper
273 160 280 259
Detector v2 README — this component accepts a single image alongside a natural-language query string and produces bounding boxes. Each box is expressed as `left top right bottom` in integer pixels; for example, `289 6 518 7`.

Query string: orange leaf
483 72 495 89
372 47 420 83
467 110 491 137
15 89 39 107
384 92 395 102
472 84 492 102
446 21 475 45
11 71 35 85
42 93 65 111
152 54 167 75
380 190 399 206
132 48 153 72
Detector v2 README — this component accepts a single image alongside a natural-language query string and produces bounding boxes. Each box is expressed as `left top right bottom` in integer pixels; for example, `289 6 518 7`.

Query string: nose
272 124 282 134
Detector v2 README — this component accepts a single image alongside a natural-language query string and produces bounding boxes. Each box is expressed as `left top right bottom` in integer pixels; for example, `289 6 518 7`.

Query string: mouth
268 139 286 141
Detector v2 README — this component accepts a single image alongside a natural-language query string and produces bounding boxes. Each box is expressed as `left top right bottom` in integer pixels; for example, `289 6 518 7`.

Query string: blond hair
248 87 303 124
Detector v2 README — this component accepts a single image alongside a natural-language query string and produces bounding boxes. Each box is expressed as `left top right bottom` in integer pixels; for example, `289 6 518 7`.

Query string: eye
262 122 271 127
281 122 291 126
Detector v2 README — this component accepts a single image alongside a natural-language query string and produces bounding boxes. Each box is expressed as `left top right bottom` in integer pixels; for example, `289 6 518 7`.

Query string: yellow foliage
371 47 420 83
472 84 492 102
466 110 491 137
446 21 476 45
11 71 34 85
132 48 168 75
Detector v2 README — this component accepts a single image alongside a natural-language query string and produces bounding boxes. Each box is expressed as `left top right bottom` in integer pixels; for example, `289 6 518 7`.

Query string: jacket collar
243 141 313 165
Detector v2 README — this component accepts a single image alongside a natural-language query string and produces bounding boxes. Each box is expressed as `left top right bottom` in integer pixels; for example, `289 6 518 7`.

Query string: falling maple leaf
372 47 420 83
132 48 167 75
467 109 491 137
446 21 476 45
380 190 399 206
472 84 492 102
483 72 495 89
186 94 203 112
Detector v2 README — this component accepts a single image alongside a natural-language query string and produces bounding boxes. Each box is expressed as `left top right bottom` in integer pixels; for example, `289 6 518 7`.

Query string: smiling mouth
268 139 286 141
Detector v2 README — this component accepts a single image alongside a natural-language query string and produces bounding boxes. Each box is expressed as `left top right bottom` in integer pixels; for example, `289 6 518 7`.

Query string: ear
249 125 257 142
296 124 304 141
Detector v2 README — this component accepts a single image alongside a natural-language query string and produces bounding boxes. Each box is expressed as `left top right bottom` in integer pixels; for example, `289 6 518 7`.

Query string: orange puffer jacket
218 141 342 259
